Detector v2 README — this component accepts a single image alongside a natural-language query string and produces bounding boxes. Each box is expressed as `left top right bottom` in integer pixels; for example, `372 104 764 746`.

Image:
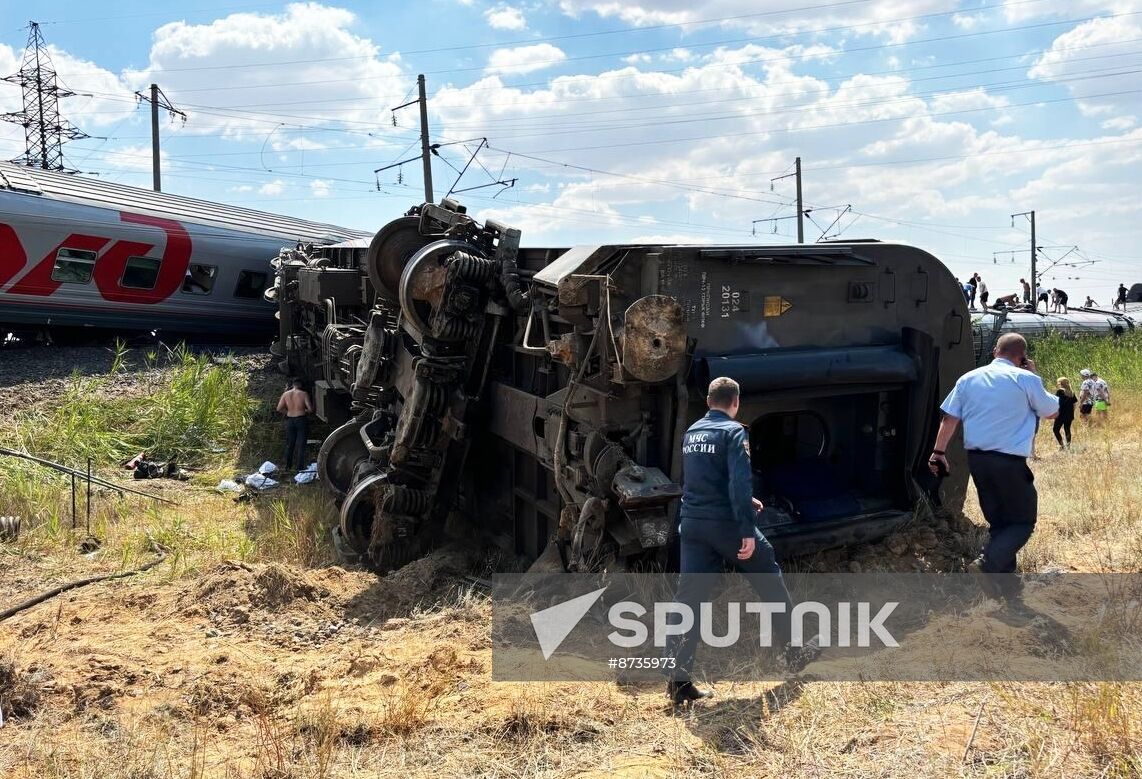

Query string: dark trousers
284 416 308 471
967 450 1037 573
1053 416 1073 445
667 518 793 681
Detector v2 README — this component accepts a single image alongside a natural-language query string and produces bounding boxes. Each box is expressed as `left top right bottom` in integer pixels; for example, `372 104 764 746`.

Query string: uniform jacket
679 409 755 537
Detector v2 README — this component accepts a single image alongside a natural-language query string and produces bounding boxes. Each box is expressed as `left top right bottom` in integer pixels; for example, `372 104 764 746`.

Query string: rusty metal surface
407 262 446 308
365 216 430 300
621 295 686 383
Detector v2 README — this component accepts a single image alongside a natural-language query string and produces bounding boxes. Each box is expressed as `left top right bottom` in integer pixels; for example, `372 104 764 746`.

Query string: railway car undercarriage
273 201 973 572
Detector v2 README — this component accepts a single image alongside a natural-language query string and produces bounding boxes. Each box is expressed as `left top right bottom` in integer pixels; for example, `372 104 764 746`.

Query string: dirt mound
798 509 983 573
180 561 333 617
342 543 481 623
0 660 50 722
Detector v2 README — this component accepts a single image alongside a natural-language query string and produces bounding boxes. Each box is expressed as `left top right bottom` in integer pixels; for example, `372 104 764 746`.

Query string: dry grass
2 350 1141 778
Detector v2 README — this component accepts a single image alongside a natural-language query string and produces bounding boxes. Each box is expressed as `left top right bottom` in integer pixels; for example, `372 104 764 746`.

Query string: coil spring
449 251 497 284
386 485 430 515
418 381 449 415
434 317 480 341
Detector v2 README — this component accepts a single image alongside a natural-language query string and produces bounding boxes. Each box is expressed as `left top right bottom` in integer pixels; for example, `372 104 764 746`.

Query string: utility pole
1011 210 1037 288
134 84 187 192
417 74 433 203
1 21 89 173
794 156 804 243
768 157 805 242
391 75 435 203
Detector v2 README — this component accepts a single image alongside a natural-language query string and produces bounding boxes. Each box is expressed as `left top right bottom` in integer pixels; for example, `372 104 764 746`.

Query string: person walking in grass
1053 377 1077 450
929 333 1058 608
1079 369 1095 425
1091 371 1111 424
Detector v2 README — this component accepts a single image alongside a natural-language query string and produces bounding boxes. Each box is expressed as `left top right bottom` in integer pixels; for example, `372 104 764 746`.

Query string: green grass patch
1029 331 1142 391
0 343 259 545
2 342 256 469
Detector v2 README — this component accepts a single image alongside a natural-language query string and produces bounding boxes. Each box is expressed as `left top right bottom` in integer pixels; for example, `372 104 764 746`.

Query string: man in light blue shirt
928 333 1058 583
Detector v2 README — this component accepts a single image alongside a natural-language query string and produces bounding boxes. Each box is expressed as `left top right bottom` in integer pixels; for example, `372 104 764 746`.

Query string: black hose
0 541 168 623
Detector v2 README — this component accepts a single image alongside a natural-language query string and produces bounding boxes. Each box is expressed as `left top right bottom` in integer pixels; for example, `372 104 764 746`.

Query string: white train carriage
0 163 369 339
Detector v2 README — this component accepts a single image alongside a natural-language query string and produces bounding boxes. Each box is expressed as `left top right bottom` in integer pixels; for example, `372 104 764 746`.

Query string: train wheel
339 472 438 571
365 216 431 302
338 471 381 556
317 414 370 499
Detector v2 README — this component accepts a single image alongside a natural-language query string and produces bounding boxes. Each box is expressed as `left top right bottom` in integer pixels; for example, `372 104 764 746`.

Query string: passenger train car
0 162 370 340
970 306 1138 365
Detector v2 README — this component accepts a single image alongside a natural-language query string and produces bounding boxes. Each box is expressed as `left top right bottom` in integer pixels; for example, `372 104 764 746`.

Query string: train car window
121 256 162 290
50 248 98 283
234 270 268 299
182 264 217 295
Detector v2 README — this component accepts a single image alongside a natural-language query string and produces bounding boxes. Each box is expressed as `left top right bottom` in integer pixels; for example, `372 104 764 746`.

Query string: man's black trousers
967 450 1038 573
666 517 793 682
284 416 308 471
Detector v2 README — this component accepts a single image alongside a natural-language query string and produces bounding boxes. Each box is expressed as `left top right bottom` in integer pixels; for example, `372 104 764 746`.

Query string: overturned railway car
275 201 974 571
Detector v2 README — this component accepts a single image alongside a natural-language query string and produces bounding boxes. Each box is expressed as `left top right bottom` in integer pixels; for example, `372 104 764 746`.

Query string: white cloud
623 53 652 64
556 0 951 41
1028 15 1142 118
431 35 1142 302
120 3 409 142
99 145 165 171
486 43 567 75
1102 115 1136 130
951 12 984 30
310 179 332 197
1001 0 1135 24
485 5 527 30
271 136 331 152
929 88 1011 114
258 179 286 195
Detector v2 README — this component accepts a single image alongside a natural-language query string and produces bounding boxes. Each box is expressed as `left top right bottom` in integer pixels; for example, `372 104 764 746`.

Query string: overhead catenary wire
140 34 1142 101
48 4 1138 79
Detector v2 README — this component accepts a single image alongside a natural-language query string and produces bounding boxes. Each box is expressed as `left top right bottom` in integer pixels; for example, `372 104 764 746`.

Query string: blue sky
2 0 1140 303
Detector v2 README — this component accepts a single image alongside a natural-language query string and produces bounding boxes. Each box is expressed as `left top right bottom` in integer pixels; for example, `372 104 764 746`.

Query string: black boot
997 574 1038 623
967 556 1004 600
666 680 713 705
782 635 822 674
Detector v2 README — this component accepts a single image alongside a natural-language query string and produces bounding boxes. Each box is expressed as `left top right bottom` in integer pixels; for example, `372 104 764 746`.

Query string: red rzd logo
0 212 192 304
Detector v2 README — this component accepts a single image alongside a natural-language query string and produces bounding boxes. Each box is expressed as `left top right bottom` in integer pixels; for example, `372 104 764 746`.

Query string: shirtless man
276 379 313 470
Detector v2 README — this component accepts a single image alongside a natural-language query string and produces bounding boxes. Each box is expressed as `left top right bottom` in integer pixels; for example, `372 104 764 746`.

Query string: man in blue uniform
929 333 1057 606
665 377 818 705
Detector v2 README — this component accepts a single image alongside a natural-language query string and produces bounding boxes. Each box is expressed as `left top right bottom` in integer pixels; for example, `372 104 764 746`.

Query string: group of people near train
987 281 1133 313
957 274 1076 314
1050 368 1113 449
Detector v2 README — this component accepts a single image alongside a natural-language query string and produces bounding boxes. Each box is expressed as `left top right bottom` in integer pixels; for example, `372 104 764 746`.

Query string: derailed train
273 200 975 571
